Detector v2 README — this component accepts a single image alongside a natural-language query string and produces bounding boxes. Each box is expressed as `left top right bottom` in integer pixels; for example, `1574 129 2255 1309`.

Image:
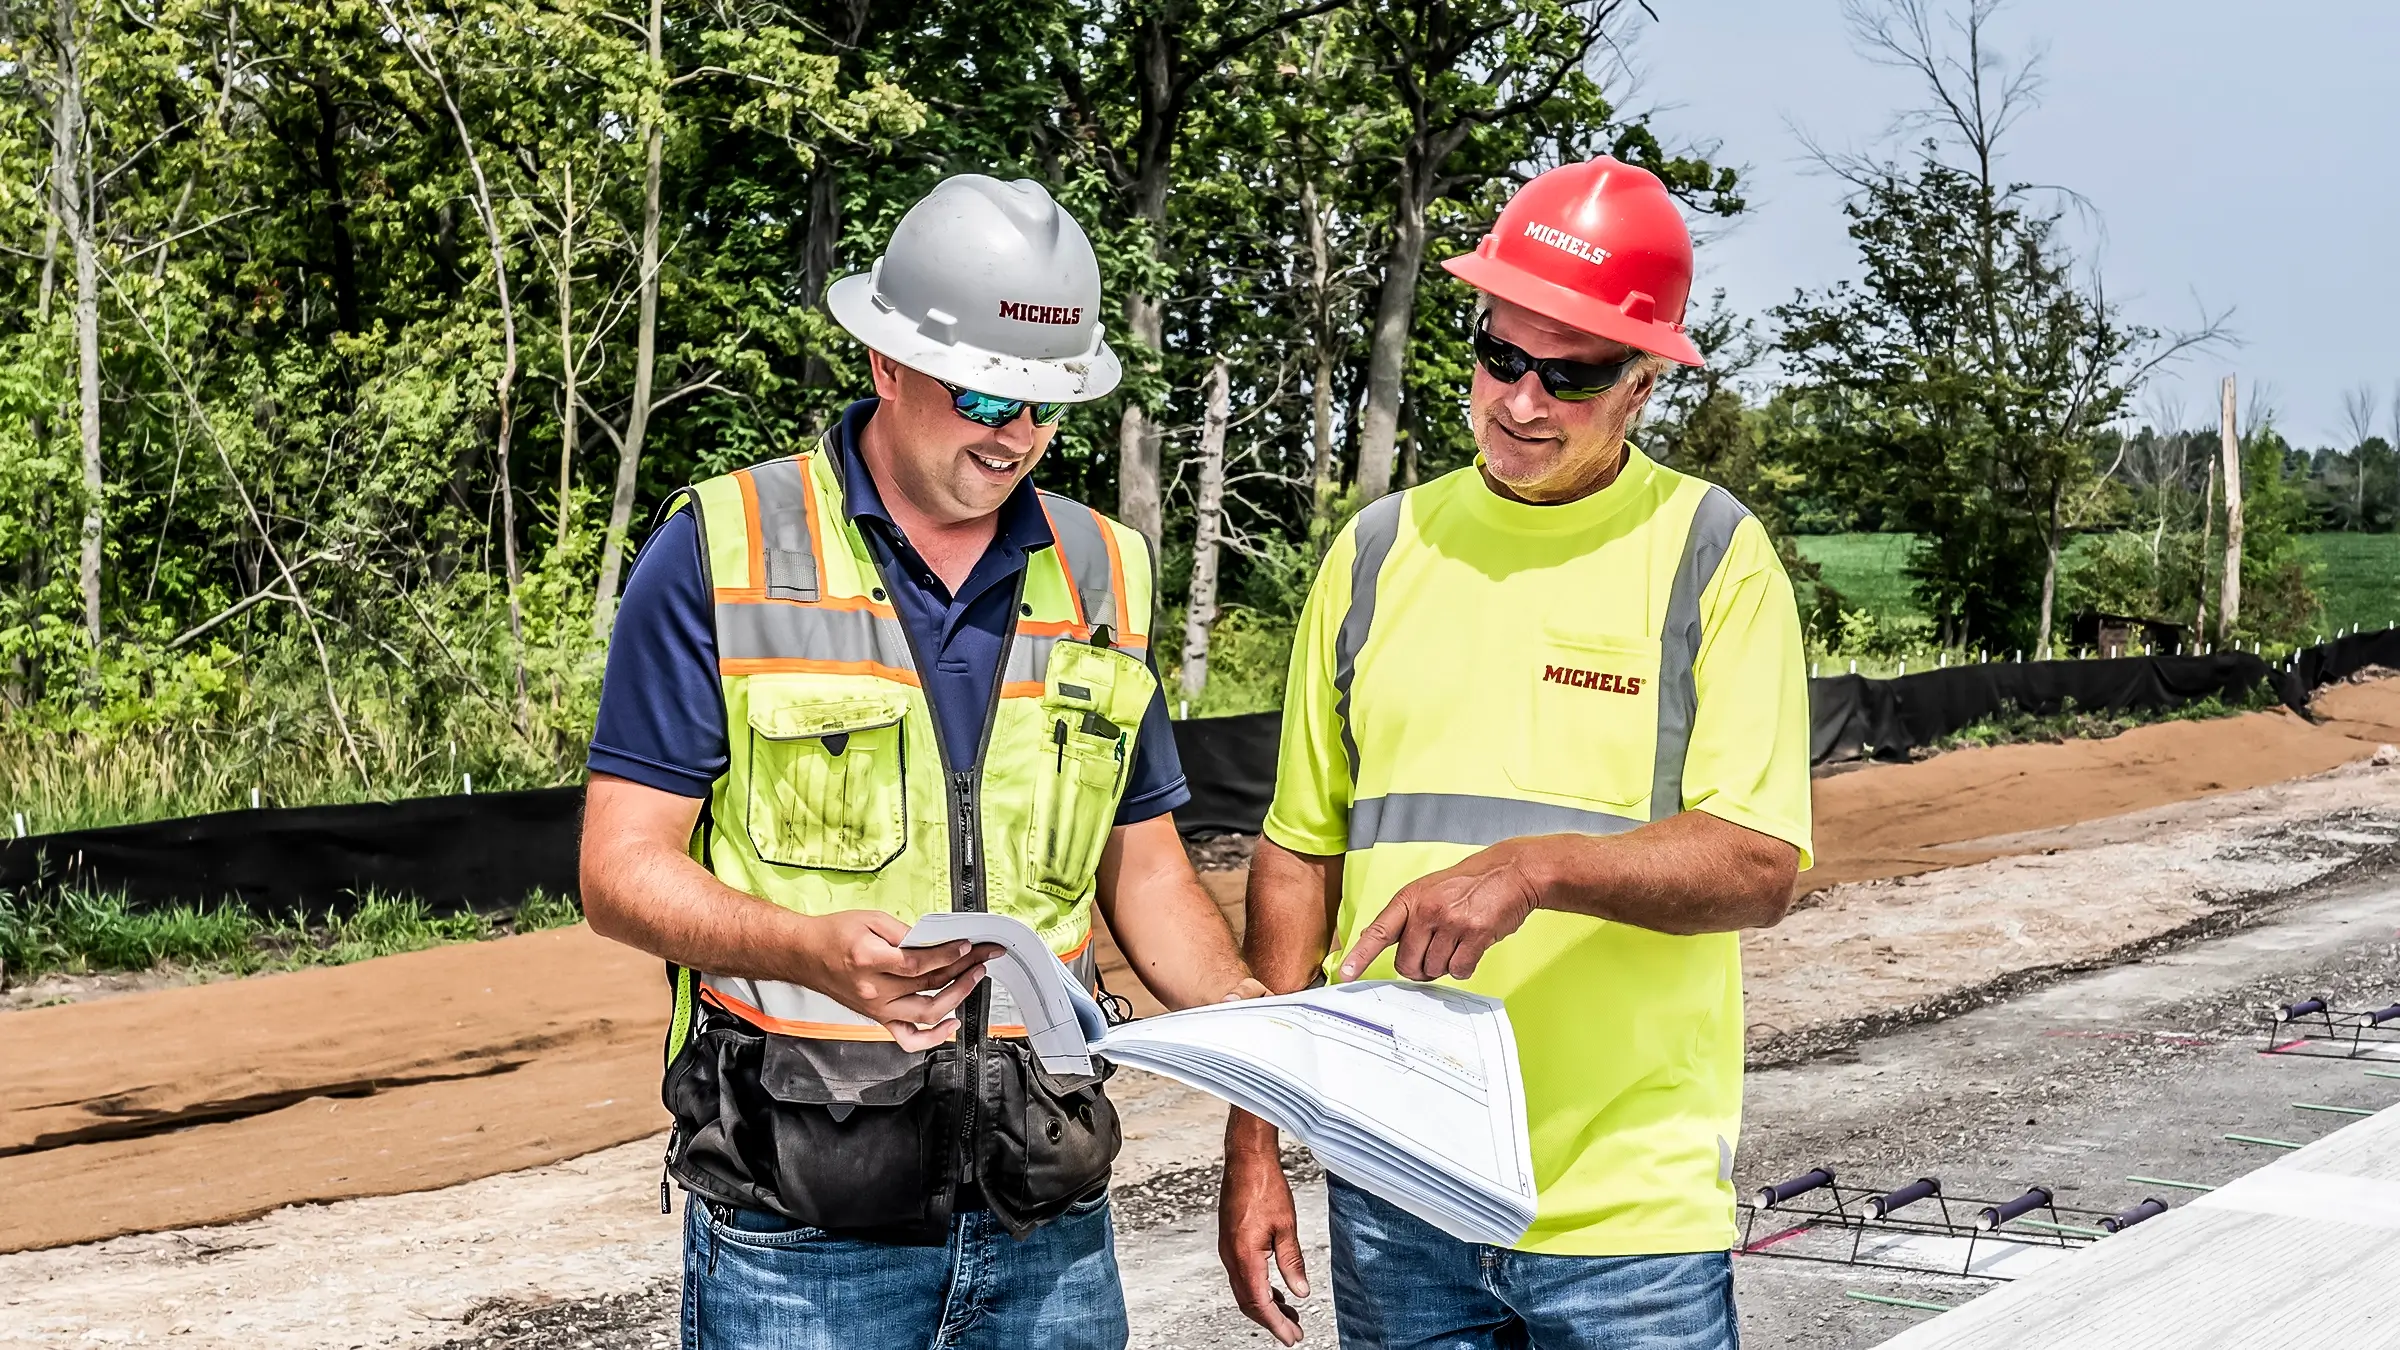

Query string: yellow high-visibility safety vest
662 448 1158 1060
1264 447 1814 1257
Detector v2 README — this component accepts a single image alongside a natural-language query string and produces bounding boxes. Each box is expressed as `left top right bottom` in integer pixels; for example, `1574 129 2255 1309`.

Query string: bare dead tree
1180 357 1232 702
376 0 527 709
2340 382 2377 531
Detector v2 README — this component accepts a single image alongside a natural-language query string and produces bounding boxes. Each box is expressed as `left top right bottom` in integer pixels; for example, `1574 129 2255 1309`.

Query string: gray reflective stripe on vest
749 456 820 602
1004 633 1066 687
717 603 917 670
1348 792 1642 850
1648 485 1751 820
1039 492 1122 634
1333 493 1407 784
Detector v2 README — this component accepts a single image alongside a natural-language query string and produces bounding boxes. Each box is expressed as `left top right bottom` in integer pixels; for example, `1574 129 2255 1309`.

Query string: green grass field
2304 533 2400 638
1795 532 2398 642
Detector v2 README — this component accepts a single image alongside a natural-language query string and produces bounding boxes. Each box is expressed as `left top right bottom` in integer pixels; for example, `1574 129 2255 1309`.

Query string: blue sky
1624 0 2400 449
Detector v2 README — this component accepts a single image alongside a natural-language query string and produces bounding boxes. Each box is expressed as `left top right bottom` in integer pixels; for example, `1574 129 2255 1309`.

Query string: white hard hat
827 174 1122 403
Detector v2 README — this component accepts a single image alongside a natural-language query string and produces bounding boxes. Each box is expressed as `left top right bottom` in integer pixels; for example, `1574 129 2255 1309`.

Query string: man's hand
1336 838 1543 982
1220 1112 1310 1345
797 911 999 1051
1222 977 1272 1002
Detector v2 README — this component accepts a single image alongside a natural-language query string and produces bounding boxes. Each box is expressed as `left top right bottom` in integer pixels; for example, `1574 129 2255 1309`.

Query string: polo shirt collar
829 397 1054 558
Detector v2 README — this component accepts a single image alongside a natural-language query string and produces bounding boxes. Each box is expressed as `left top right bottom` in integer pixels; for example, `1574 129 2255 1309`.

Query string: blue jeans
680 1193 1127 1350
1327 1177 1738 1350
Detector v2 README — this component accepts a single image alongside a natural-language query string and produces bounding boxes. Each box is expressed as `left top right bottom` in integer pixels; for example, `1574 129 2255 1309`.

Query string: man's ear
867 349 905 401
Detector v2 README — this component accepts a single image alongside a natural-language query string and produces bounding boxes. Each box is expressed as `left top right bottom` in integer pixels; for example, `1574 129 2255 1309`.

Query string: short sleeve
1115 647 1191 825
1680 516 1815 868
1260 525 1359 858
587 509 730 797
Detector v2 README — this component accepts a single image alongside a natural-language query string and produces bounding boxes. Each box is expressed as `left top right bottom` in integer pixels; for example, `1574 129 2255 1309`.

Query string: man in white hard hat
581 174 1264 1349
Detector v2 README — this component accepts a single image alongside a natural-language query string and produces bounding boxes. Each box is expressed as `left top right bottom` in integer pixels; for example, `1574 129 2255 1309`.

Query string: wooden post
1179 357 1231 702
2219 374 2243 638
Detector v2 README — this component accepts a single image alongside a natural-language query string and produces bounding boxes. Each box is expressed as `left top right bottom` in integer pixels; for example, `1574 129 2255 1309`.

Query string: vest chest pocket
1506 629 1663 815
1026 641 1156 899
745 691 909 872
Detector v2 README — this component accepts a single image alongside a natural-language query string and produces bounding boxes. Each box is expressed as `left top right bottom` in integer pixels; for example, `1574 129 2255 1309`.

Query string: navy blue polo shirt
588 398 1190 826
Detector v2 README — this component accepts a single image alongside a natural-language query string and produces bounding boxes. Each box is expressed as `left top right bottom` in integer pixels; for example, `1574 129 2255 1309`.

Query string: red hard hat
1440 156 1703 366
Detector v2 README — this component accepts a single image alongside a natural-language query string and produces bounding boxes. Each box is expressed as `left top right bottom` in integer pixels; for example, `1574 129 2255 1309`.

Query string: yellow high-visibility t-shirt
1263 448 1813 1256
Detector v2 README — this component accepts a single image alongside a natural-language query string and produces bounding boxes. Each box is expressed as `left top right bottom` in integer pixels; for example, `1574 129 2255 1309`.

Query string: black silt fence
0 788 583 919
3 631 2391 911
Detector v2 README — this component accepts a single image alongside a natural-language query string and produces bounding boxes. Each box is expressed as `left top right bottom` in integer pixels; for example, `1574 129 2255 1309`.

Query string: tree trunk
1180 357 1230 702
2218 374 2243 638
2034 481 2061 659
2192 452 2215 642
1115 292 1164 550
1303 179 1340 524
59 0 101 651
799 164 839 399
593 0 665 639
394 0 528 705
556 162 577 520
1354 201 1428 503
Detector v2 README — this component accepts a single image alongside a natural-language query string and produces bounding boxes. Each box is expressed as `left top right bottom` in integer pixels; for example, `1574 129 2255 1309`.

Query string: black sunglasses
1471 320 1640 401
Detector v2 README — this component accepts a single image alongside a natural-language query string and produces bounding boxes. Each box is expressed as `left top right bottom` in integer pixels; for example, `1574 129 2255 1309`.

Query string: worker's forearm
1526 810 1798 934
1104 870 1251 1011
582 833 822 985
1095 815 1252 1010
1243 837 1341 994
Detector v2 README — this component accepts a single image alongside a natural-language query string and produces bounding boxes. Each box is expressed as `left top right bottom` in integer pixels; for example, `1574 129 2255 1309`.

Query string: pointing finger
1336 897 1409 981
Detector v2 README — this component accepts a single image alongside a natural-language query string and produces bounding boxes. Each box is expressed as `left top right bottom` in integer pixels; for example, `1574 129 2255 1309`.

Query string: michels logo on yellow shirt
1541 664 1644 695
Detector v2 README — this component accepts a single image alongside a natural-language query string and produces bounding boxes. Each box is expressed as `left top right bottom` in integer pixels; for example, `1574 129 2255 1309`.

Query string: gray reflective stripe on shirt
748 456 820 602
1333 493 1407 785
716 603 917 670
1649 485 1752 820
1348 792 1643 850
1039 492 1121 634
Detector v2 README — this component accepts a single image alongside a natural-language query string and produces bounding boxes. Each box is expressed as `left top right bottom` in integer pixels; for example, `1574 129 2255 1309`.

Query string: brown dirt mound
7 678 2397 1254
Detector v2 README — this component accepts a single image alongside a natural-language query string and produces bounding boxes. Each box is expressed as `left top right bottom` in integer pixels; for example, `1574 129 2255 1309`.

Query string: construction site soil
6 678 2400 1346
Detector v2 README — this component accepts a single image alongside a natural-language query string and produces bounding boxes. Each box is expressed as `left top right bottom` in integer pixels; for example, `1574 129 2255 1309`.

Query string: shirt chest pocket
1505 628 1662 816
744 688 909 873
1026 641 1155 899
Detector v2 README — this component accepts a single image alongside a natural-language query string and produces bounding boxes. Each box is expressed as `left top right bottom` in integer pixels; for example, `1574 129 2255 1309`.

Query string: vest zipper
875 541 1026 1217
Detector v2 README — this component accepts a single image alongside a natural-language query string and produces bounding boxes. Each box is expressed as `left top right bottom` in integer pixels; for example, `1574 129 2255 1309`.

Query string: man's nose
1502 373 1552 422
994 408 1040 451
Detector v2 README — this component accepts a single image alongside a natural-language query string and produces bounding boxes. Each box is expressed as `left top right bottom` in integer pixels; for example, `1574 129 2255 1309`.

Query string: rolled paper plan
1757 1168 1835 1208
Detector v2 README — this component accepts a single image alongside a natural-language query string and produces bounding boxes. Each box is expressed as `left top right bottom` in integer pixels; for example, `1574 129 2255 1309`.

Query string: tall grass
0 888 584 982
0 643 594 835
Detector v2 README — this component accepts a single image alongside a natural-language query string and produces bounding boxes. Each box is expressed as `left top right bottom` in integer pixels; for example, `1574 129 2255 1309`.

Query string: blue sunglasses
941 381 1067 429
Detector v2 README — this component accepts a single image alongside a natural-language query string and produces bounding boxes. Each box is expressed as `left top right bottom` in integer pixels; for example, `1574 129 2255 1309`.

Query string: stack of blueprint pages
906 912 1538 1246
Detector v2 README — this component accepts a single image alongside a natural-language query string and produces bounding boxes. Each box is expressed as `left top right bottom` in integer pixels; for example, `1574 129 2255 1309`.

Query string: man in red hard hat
1218 157 1814 1347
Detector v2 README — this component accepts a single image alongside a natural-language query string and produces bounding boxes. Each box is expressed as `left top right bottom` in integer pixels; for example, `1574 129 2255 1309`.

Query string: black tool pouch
662 1001 965 1246
973 1037 1124 1238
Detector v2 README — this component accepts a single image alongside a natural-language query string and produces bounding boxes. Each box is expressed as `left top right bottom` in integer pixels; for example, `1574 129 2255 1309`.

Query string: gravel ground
416 857 2400 1350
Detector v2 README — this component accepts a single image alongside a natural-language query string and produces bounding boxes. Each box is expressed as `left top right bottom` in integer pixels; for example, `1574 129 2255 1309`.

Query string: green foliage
0 886 584 980
1773 152 2154 651
1931 687 2268 755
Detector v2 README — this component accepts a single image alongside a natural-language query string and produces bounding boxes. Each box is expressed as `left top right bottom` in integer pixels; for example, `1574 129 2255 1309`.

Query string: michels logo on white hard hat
1522 221 1610 266
998 300 1084 325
